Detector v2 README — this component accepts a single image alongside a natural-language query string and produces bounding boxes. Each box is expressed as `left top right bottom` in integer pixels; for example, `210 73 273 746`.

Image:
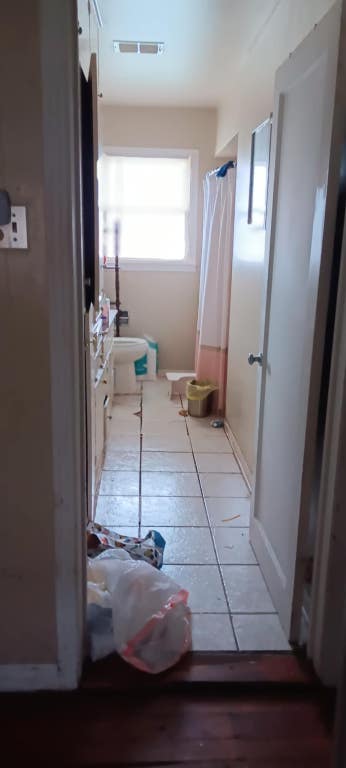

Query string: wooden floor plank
0 690 332 766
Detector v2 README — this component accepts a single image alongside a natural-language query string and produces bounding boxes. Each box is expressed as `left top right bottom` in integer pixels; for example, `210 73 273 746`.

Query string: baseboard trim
224 420 253 493
0 663 78 692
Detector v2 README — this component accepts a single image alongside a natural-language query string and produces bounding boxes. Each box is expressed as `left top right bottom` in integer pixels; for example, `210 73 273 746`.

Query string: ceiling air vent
113 40 165 55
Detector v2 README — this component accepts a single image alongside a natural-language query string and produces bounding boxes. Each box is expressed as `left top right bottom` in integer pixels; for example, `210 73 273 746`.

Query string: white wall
100 105 218 370
220 0 336 476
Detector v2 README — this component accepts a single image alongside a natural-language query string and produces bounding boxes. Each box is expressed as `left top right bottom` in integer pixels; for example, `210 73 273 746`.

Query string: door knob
248 352 263 366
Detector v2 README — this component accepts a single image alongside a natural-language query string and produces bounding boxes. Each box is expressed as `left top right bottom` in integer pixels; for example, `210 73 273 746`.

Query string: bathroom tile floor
96 378 290 653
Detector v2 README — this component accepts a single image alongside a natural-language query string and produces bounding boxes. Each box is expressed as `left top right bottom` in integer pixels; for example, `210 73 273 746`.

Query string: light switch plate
0 206 28 249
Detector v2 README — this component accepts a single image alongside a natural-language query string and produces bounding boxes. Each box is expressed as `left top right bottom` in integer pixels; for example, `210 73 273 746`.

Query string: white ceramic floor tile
102 526 140 538
143 434 191 452
108 417 140 436
205 498 251 527
99 471 139 496
213 528 257 565
141 497 208 526
103 450 140 471
113 394 141 410
143 413 184 424
142 379 172 402
107 434 140 451
190 434 233 453
142 401 183 420
192 614 237 651
110 408 139 422
200 473 249 498
141 419 187 435
142 472 201 497
146 391 180 403
195 453 239 473
187 416 220 433
110 408 140 419
163 564 227 611
142 452 195 472
232 614 291 651
95 496 139 527
221 565 275 613
142 391 178 406
93 379 287 658
160 527 216 564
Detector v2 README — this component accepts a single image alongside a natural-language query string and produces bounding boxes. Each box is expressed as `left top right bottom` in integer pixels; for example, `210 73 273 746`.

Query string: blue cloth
216 160 235 177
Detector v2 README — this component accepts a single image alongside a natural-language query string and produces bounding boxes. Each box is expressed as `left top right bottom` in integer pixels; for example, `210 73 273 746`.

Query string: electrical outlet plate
0 206 28 249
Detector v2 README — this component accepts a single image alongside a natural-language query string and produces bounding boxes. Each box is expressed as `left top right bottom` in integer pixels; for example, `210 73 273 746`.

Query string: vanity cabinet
103 353 114 420
88 313 116 517
78 0 103 519
94 374 106 488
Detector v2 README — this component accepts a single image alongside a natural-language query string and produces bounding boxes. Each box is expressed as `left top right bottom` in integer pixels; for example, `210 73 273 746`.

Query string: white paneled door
250 3 344 641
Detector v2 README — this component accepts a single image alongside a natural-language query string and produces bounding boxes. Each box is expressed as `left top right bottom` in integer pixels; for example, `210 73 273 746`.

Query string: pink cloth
195 336 228 414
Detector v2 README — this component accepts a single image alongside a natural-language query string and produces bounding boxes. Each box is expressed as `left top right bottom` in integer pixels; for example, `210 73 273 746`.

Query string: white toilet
112 337 148 394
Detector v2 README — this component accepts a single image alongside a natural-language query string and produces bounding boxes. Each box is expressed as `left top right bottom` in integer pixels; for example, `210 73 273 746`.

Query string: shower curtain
195 161 235 414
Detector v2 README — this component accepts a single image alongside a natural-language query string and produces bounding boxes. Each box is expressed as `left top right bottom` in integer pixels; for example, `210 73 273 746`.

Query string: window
98 149 198 270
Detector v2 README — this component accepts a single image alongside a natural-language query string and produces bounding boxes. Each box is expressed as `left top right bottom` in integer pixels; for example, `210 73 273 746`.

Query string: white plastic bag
87 551 191 673
87 549 132 661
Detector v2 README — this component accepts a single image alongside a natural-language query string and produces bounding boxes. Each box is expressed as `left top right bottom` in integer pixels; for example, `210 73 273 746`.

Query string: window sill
102 261 197 273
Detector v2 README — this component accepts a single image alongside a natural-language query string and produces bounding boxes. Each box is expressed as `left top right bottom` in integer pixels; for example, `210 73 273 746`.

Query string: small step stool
166 371 195 399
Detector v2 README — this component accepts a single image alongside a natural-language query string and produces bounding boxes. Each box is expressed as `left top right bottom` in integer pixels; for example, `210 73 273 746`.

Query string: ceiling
97 0 281 107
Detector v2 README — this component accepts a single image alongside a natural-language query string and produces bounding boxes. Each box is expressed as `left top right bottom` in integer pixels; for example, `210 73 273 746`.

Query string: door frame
308 2 346 687
40 0 86 689
309 207 346 686
32 0 346 692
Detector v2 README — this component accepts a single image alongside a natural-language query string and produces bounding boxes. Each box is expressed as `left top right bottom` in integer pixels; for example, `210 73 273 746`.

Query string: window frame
100 146 199 271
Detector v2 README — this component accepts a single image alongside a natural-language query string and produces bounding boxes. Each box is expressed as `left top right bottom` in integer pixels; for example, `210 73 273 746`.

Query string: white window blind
99 154 192 265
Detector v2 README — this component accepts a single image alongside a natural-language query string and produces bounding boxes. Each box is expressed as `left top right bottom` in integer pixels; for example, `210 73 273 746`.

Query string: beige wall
100 105 218 369
216 0 336 153
103 269 197 370
0 2 57 662
220 0 336 476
